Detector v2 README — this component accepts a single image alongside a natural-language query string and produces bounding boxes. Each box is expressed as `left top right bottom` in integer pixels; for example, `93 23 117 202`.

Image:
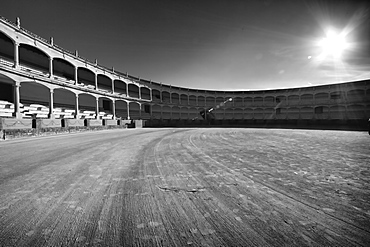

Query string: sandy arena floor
0 128 369 246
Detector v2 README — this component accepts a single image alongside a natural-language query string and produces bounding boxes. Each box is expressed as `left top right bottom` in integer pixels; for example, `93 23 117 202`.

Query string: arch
172 106 180 119
54 88 77 118
224 107 233 119
0 74 15 104
152 89 161 102
264 96 275 107
314 106 329 119
287 107 300 119
287 95 300 106
189 95 197 106
234 108 244 119
232 97 242 107
79 93 97 118
206 96 215 107
0 31 14 62
264 108 275 119
141 103 151 119
114 80 127 95
19 43 49 74
314 92 329 104
253 97 263 107
198 96 205 106
53 57 75 81
300 94 313 105
162 91 170 103
276 108 287 119
244 97 253 107
300 107 314 119
244 108 253 119
77 67 95 88
98 97 113 119
254 108 264 119
128 84 140 98
171 92 180 104
20 82 50 118
162 105 171 120
347 89 365 103
180 94 188 106
216 96 224 105
97 74 112 92
180 107 189 119
141 87 151 100
330 105 346 119
189 107 199 120
151 104 162 119
115 100 128 119
276 95 286 106
347 104 365 119
129 101 140 119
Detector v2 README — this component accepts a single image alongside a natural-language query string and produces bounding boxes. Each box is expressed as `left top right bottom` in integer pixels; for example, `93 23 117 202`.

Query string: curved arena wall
1 16 369 131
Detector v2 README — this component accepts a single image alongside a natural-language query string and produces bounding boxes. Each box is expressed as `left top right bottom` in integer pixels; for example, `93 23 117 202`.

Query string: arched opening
198 96 205 106
152 89 161 102
189 95 197 106
234 108 244 119
98 97 113 119
347 104 365 119
162 91 170 103
54 88 77 119
53 58 75 81
141 87 151 100
19 43 49 74
0 31 14 62
79 94 96 119
97 74 112 93
171 93 179 105
172 106 180 119
253 97 263 107
151 104 162 119
300 107 313 119
314 106 329 119
264 108 275 119
179 94 188 106
0 74 15 117
287 95 300 106
180 107 189 119
77 67 95 89
347 89 365 103
115 100 128 119
254 108 264 119
206 96 215 107
141 103 151 119
314 93 329 104
128 84 139 98
224 107 233 119
189 107 198 120
244 97 253 107
264 96 275 107
287 107 300 119
276 95 286 106
233 97 243 107
330 105 346 119
20 82 50 118
162 105 171 120
244 108 253 119
114 80 127 95
129 101 140 119
276 108 287 119
300 94 313 105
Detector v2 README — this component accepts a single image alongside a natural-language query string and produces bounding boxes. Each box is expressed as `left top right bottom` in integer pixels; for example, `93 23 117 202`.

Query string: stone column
139 104 142 118
112 100 116 120
49 57 53 78
139 86 141 99
126 83 129 97
95 98 99 119
95 74 98 90
14 42 19 69
75 94 79 119
13 81 22 118
49 89 55 119
75 67 78 85
112 79 115 94
127 102 130 120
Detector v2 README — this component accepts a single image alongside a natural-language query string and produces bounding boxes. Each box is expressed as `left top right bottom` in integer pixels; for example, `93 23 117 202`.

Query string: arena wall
1 16 369 133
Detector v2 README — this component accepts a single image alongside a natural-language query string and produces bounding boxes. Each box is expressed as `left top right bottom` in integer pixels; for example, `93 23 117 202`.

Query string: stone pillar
13 81 22 118
75 94 79 119
127 102 130 120
14 42 19 69
139 104 142 118
112 79 115 94
139 86 141 99
49 89 55 119
95 74 98 90
150 89 152 101
95 98 99 119
49 57 53 78
112 101 116 120
126 83 129 97
75 67 78 85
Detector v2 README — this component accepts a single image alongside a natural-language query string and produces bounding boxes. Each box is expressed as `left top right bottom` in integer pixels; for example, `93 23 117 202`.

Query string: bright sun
318 30 349 59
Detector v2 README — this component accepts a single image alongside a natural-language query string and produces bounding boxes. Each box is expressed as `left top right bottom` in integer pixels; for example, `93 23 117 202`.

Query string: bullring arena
1 16 370 246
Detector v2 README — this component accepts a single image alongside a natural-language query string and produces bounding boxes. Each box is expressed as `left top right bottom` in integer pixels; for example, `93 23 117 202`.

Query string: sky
1 0 369 90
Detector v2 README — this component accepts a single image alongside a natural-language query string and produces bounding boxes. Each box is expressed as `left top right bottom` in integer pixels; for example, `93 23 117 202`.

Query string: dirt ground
0 128 369 246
